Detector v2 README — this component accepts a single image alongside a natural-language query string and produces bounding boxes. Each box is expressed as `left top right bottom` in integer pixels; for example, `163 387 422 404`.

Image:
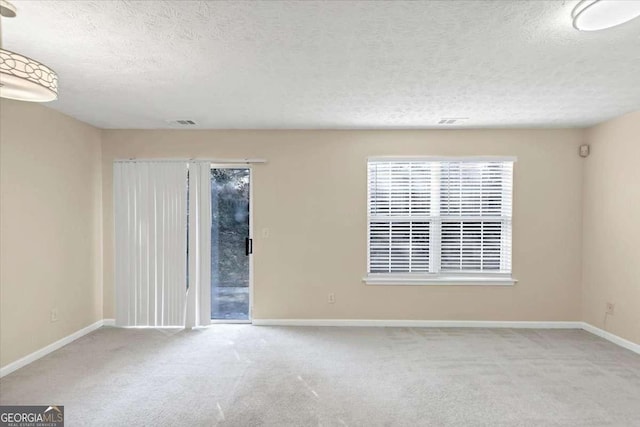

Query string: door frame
208 164 254 324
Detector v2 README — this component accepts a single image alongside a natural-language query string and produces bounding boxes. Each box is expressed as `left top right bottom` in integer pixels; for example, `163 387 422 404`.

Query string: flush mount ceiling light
0 0 57 102
572 0 640 31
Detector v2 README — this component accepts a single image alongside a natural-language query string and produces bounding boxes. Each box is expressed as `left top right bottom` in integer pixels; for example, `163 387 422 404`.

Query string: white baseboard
0 319 107 378
102 318 116 326
252 319 583 329
581 322 640 354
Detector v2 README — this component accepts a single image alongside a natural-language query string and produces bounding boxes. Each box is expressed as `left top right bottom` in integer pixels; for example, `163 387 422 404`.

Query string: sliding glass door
210 167 252 321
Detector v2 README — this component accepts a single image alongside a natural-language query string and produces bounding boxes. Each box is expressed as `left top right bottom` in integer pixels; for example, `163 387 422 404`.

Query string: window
366 157 514 284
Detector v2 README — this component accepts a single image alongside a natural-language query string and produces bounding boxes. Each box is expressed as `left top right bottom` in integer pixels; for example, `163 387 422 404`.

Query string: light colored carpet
1 326 639 426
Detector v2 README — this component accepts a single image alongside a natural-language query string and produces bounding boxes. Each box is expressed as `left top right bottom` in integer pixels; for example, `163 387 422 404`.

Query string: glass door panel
211 168 251 320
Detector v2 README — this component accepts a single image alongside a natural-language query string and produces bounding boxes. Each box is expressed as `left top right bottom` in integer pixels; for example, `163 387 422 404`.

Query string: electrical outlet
50 308 59 323
606 302 615 315
328 293 335 304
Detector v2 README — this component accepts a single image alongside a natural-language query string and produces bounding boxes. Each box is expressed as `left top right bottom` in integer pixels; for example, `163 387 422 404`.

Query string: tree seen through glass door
211 168 250 320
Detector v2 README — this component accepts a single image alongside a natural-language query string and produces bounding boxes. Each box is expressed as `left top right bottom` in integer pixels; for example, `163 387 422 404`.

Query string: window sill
363 275 517 286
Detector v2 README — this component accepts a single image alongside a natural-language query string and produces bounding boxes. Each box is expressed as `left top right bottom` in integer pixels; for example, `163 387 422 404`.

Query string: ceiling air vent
168 119 197 126
438 117 468 125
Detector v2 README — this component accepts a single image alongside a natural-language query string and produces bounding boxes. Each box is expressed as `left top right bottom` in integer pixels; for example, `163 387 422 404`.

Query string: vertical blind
114 161 189 326
368 158 514 277
186 161 212 328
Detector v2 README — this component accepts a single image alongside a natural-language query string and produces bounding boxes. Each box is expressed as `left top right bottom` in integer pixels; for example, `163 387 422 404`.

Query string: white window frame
364 156 517 286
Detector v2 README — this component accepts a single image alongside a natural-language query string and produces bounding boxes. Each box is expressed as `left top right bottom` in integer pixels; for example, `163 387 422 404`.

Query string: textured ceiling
3 0 640 129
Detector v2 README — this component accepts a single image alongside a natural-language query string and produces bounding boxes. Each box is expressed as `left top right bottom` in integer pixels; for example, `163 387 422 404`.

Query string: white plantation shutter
367 158 513 280
438 161 512 274
368 162 431 273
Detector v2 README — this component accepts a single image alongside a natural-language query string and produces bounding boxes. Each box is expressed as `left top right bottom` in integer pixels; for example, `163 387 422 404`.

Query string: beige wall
101 129 584 322
0 100 103 367
4 102 636 365
582 112 640 344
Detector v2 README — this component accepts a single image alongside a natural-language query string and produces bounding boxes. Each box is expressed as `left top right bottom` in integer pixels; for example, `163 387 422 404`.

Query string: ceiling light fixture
0 0 57 102
572 0 640 31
